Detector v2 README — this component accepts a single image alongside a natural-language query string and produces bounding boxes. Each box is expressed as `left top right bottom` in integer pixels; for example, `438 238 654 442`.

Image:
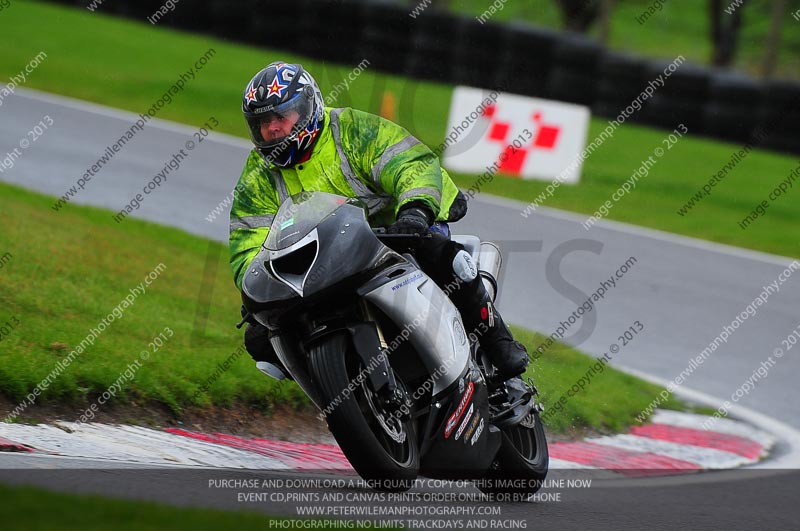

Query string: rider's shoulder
331 106 389 128
242 149 268 172
236 150 272 187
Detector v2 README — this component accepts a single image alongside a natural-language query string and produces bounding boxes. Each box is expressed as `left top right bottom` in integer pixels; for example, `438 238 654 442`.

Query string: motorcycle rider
229 62 529 382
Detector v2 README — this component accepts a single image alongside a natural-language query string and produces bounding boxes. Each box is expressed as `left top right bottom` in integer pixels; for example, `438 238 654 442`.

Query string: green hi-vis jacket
229 107 466 289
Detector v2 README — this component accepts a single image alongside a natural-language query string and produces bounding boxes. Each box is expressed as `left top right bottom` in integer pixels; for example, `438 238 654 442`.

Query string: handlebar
372 227 433 239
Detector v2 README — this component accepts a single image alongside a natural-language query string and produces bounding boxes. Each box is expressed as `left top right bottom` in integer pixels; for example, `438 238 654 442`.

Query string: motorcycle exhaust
478 242 501 302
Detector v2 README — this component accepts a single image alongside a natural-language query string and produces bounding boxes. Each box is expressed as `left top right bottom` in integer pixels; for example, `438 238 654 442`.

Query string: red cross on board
481 106 562 176
532 112 560 149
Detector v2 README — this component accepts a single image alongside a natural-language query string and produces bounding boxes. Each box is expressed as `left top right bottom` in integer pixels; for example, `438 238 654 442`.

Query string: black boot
244 322 278 363
455 279 530 380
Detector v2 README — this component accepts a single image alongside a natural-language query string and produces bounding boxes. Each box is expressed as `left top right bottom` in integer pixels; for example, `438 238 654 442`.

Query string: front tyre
310 332 419 491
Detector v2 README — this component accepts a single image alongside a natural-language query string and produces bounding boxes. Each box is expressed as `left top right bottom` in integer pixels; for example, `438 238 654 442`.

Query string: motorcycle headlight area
268 230 320 296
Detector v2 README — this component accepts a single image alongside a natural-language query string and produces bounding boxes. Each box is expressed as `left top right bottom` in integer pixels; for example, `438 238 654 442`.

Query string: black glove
388 202 434 235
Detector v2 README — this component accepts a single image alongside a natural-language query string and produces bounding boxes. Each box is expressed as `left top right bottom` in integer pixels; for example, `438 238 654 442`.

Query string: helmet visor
245 89 314 150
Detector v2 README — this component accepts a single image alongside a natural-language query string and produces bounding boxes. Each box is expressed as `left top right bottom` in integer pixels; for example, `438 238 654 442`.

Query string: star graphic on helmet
267 77 287 98
245 84 258 105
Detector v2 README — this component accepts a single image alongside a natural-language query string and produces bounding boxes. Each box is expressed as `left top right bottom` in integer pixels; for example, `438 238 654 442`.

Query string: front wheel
479 411 549 496
309 332 419 491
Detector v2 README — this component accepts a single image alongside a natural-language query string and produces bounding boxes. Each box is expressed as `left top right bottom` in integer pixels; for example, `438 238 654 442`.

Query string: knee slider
452 250 478 282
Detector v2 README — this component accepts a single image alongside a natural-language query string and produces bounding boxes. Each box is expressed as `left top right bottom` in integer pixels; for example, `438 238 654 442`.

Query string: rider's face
260 110 300 142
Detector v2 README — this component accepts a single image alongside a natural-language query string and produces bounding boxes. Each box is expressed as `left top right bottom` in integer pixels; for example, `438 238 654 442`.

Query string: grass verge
0 483 316 531
2 1 798 258
0 181 308 417
0 181 681 433
453 0 800 81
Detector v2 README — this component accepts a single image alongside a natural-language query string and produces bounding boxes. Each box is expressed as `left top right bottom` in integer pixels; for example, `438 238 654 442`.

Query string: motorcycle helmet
242 62 325 167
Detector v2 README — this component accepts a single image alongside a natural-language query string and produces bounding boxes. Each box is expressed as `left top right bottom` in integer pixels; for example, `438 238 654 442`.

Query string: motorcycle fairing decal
463 411 481 443
390 272 424 292
470 418 485 446
444 381 474 438
454 403 474 441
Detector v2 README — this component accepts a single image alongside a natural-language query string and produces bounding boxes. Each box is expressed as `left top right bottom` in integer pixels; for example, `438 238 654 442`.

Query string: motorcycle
239 191 548 493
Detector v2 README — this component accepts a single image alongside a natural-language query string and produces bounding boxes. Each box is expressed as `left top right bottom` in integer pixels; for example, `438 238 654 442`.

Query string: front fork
361 300 412 419
304 301 411 419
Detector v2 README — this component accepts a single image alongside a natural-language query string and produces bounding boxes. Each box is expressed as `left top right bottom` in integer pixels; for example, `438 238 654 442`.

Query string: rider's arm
229 151 281 290
340 108 445 218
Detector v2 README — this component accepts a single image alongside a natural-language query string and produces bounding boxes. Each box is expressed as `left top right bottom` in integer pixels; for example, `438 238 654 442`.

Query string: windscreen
264 191 363 250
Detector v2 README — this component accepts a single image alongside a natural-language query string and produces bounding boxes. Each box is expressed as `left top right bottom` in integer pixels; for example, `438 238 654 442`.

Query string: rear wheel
310 332 419 491
479 410 549 496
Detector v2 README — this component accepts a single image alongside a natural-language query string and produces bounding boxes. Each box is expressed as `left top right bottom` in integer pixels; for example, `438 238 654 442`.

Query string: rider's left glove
387 202 434 235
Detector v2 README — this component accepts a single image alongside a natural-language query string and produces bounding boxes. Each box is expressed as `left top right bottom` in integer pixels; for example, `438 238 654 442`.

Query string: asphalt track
2 88 799 527
1 454 798 530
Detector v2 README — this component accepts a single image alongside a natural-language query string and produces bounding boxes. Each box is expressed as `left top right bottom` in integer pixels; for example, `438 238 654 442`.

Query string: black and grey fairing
241 191 472 393
247 192 388 298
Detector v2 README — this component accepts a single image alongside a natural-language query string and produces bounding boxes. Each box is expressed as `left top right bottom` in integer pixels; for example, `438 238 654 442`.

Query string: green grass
0 483 334 531
0 182 679 433
513 328 683 434
454 0 800 80
0 182 307 416
2 1 798 259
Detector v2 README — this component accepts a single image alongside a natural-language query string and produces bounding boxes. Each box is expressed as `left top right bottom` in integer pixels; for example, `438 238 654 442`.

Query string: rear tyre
310 332 419 491
479 411 549 496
